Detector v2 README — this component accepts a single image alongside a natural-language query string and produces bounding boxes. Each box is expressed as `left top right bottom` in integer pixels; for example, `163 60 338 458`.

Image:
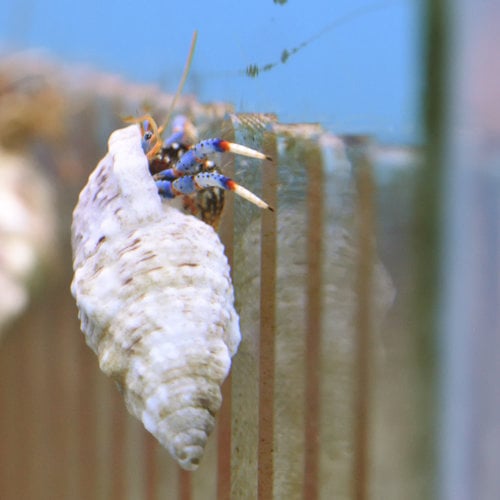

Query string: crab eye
141 130 155 154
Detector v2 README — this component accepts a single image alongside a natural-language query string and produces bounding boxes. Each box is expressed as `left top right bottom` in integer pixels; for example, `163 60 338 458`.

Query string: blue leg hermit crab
71 111 273 470
137 113 273 228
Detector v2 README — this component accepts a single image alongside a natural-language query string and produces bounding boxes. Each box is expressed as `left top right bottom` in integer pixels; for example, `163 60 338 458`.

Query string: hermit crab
71 106 272 470
137 112 273 228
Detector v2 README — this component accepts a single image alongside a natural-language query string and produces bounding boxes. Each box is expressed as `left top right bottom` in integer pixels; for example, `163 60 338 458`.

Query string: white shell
71 125 240 470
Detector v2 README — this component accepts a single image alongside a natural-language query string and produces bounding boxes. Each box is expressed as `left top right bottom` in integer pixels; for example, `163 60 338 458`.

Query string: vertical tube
303 143 324 500
257 133 278 500
110 387 127 500
217 124 236 500
351 137 375 500
178 469 192 500
144 434 158 499
441 2 500 499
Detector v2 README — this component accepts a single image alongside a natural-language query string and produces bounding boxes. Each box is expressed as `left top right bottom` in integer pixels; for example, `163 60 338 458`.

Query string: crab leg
172 138 272 175
156 172 273 211
163 115 192 147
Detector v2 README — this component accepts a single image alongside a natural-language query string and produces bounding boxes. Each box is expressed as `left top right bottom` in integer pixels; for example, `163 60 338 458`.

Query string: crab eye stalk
141 130 154 153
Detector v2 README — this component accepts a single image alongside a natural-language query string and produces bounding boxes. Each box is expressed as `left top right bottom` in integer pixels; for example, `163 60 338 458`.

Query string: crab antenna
121 113 161 156
158 30 198 136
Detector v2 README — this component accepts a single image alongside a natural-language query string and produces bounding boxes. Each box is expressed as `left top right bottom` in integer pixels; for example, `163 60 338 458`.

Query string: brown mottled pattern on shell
71 125 240 470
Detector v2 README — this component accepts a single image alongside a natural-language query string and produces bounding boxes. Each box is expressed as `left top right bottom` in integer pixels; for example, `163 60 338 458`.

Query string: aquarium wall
0 1 498 500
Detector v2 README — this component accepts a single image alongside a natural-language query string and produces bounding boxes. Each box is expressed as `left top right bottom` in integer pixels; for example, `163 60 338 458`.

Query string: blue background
0 0 421 144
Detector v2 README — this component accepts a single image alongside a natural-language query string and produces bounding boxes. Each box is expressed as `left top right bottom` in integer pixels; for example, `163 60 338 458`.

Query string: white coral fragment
0 149 56 333
71 125 240 470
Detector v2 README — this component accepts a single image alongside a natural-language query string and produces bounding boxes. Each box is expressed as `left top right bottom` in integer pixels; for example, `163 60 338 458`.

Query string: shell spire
70 125 241 470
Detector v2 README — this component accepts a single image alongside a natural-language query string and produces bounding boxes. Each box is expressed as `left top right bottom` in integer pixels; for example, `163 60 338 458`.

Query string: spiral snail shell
71 124 240 470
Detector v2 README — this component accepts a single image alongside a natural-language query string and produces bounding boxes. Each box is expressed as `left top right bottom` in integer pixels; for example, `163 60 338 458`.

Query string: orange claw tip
218 140 231 152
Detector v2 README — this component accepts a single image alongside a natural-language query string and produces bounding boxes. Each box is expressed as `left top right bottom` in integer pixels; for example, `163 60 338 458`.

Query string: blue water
0 0 421 144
